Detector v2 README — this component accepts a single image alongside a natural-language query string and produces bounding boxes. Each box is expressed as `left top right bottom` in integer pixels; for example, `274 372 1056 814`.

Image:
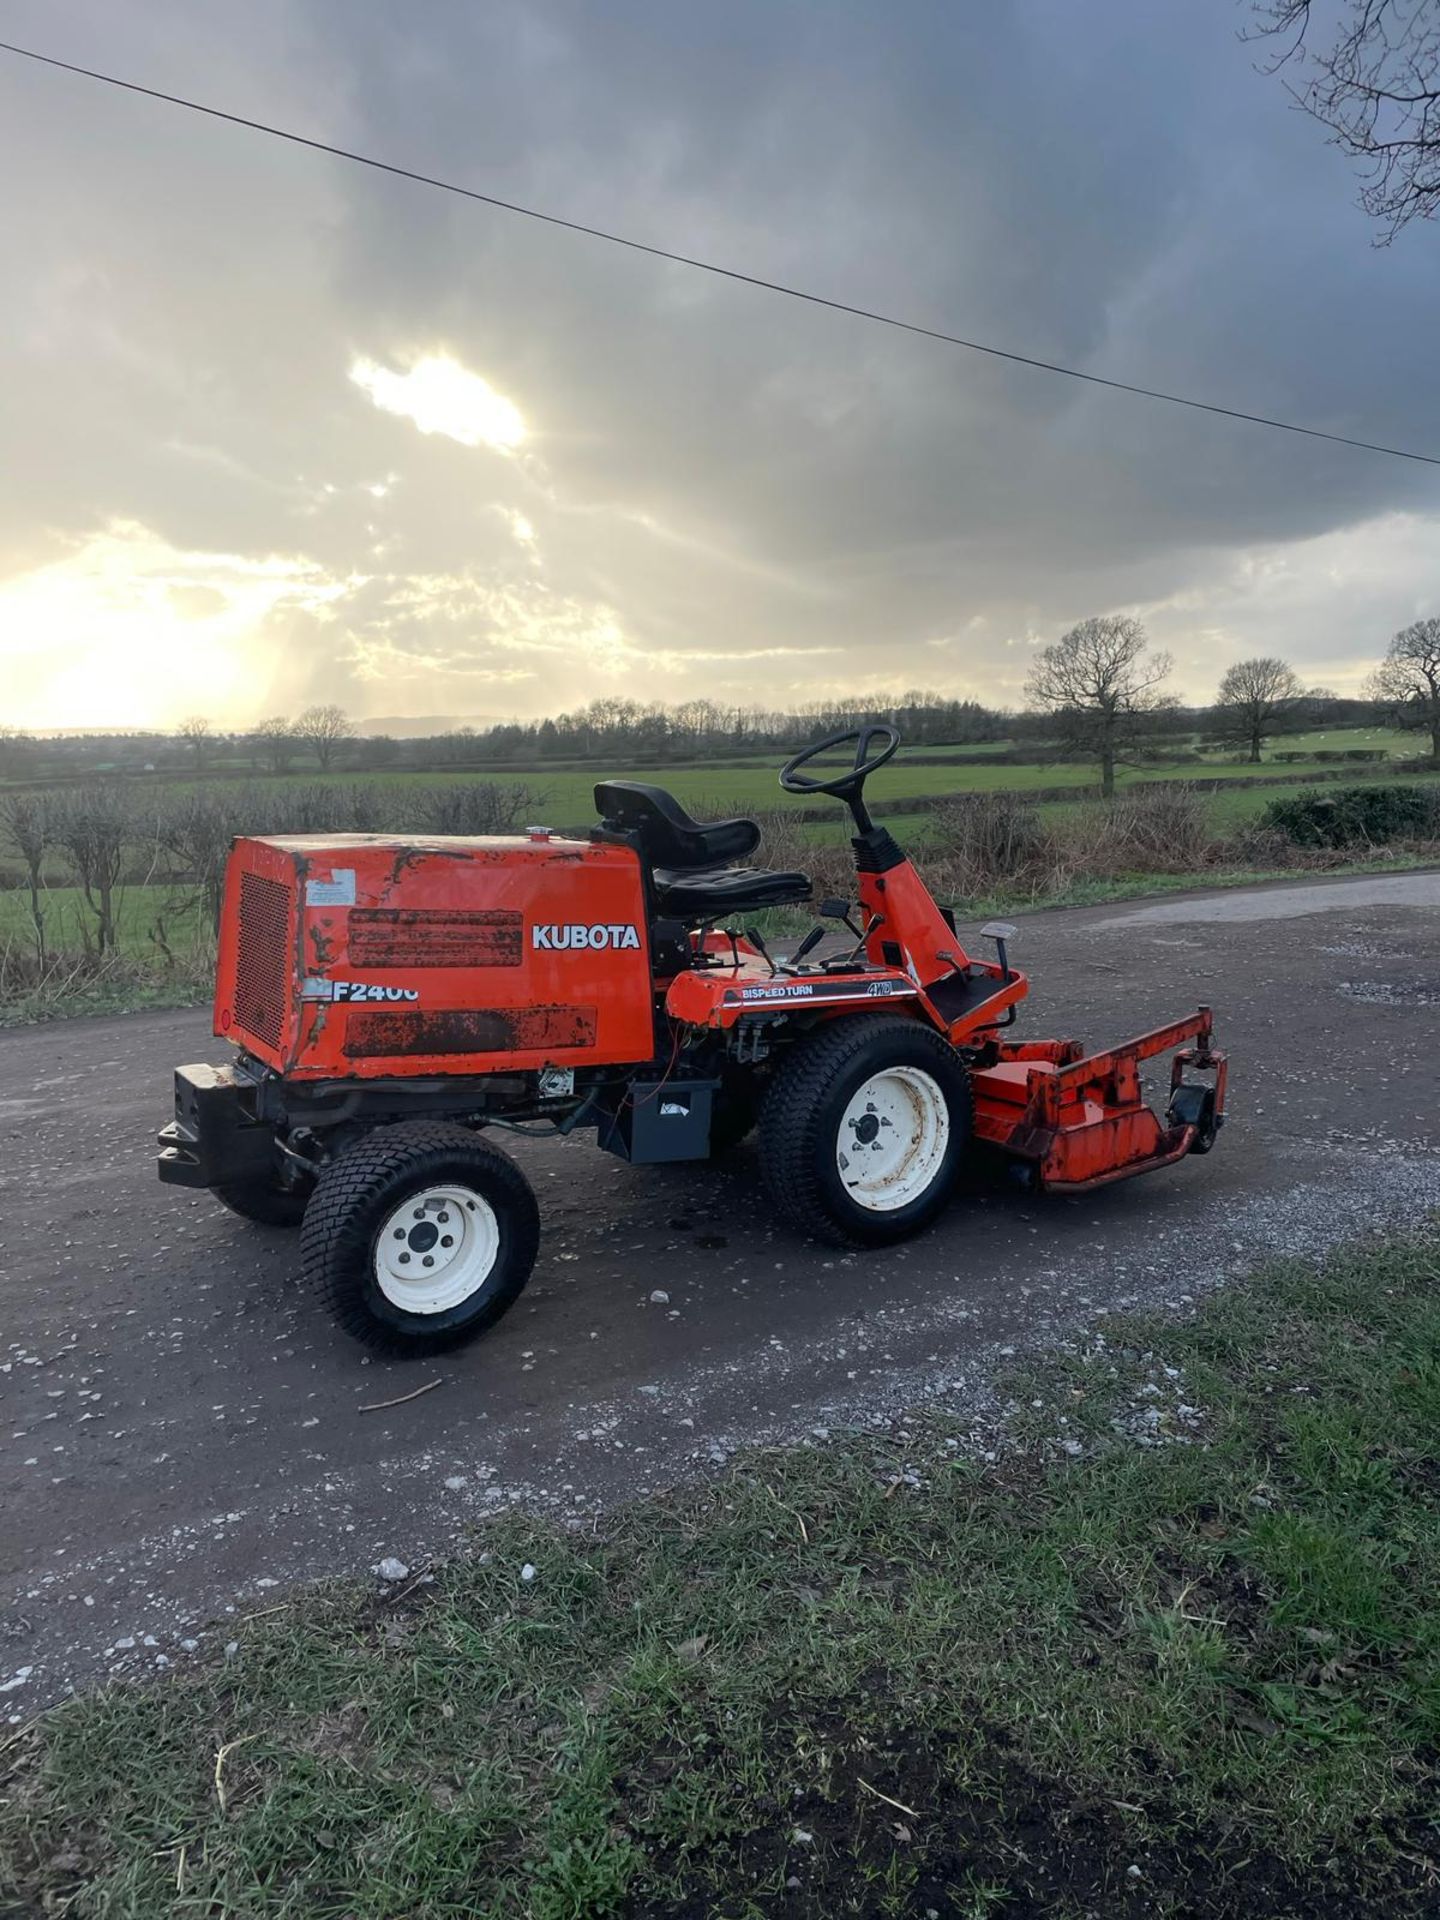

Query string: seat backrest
594 781 760 870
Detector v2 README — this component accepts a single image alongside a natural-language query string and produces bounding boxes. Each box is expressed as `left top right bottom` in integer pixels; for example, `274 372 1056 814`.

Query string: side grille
234 870 292 1050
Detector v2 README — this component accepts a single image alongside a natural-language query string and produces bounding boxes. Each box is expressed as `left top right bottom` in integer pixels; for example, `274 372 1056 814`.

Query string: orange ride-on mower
157 724 1226 1353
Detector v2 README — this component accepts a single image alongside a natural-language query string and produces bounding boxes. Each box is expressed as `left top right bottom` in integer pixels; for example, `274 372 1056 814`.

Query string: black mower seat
651 864 813 919
595 781 761 869
594 780 811 920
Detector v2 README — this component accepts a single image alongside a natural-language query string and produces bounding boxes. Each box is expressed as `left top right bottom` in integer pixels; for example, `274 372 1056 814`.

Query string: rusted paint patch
386 845 434 886
347 908 522 968
343 1004 597 1058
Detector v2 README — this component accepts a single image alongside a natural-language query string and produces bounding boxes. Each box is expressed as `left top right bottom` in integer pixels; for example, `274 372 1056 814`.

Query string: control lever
819 896 864 940
785 924 826 970
980 919 1017 983
745 926 778 976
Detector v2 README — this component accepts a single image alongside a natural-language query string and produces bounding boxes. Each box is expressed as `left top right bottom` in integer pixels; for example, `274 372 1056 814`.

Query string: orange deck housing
970 1013 1227 1189
215 832 656 1079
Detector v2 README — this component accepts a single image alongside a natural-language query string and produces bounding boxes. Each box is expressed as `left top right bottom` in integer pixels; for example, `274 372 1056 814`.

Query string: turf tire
758 1015 972 1246
216 1176 312 1228
300 1122 540 1354
709 1065 763 1154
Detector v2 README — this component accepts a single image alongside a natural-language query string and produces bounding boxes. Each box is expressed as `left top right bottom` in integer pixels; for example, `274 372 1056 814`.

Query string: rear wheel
710 1065 763 1154
216 1175 312 1228
758 1016 972 1246
300 1122 540 1353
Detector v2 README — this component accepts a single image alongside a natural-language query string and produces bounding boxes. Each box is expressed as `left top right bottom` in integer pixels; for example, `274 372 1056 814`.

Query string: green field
1265 726 1414 756
115 729 1423 827
0 885 204 954
3 725 1436 985
9 759 1439 961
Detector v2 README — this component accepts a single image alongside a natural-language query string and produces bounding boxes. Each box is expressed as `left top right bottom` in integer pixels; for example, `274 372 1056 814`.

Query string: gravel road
3 871 1437 1713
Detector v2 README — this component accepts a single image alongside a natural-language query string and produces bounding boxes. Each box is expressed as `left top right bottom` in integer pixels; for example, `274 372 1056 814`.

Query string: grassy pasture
2 725 1436 998
90 734 1426 829
1263 726 1414 757
0 884 203 955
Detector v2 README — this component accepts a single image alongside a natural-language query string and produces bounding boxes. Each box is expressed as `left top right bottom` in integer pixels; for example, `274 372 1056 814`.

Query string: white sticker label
306 868 356 907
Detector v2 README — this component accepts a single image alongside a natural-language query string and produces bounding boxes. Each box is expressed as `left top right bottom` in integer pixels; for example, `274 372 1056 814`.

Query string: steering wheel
779 723 900 798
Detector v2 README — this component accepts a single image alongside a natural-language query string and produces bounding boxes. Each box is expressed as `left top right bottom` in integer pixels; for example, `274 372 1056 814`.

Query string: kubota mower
158 725 1226 1352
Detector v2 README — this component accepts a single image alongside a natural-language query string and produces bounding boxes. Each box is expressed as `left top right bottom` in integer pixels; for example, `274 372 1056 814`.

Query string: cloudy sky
2 0 1438 732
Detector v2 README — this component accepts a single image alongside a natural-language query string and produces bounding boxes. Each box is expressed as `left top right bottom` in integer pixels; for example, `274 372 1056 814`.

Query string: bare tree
51 786 134 953
177 715 214 770
1369 616 1440 759
251 715 298 775
155 788 248 932
1212 656 1304 761
407 781 546 835
1250 1 1440 238
293 704 355 773
1025 615 1174 797
1 791 52 959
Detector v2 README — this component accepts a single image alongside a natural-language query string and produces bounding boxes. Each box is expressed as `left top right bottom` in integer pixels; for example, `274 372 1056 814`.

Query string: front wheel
300 1122 540 1353
758 1015 972 1246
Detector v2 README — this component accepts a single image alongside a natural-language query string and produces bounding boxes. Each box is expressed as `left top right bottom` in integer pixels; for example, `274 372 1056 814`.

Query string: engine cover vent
234 870 292 1049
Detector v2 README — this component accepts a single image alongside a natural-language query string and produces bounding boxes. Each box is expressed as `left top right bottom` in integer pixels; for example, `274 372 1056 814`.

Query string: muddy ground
2 871 1437 1713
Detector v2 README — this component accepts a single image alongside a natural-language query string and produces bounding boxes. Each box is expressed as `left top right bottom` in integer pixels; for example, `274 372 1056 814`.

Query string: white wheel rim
373 1184 501 1314
836 1066 951 1212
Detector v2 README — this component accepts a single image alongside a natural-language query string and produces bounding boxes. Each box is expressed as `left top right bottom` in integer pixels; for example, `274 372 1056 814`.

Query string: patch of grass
1030 776 1440 834
5 1234 1440 1917
0 883 204 958
948 850 1440 921
0 899 213 1025
1263 726 1415 758
0 972 209 1027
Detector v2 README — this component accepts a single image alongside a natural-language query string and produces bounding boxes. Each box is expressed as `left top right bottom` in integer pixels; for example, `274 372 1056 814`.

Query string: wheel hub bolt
394 1229 405 1240
441 1235 454 1248
423 1255 434 1267
399 1252 411 1264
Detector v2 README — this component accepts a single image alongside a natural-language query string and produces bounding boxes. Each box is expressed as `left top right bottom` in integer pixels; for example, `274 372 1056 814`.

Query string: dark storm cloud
1 0 1437 725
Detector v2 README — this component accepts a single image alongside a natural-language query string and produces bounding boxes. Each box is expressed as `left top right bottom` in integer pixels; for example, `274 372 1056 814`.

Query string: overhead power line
2 35 1438 470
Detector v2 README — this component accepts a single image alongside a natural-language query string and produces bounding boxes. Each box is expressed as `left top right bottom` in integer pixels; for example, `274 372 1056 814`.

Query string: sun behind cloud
348 353 527 452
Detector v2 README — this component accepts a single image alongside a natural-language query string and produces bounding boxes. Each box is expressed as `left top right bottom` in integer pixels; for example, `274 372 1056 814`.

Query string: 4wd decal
303 978 420 1003
532 923 641 952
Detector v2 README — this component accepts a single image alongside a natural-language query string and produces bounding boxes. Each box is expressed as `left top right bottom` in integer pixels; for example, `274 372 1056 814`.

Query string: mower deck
971 1008 1227 1190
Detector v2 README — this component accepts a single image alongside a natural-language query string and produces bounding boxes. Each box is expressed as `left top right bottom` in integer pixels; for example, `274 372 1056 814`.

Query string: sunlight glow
349 354 527 452
0 522 354 729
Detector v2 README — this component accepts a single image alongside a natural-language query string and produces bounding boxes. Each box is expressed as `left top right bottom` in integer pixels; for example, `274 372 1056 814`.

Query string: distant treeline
0 689 1387 783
